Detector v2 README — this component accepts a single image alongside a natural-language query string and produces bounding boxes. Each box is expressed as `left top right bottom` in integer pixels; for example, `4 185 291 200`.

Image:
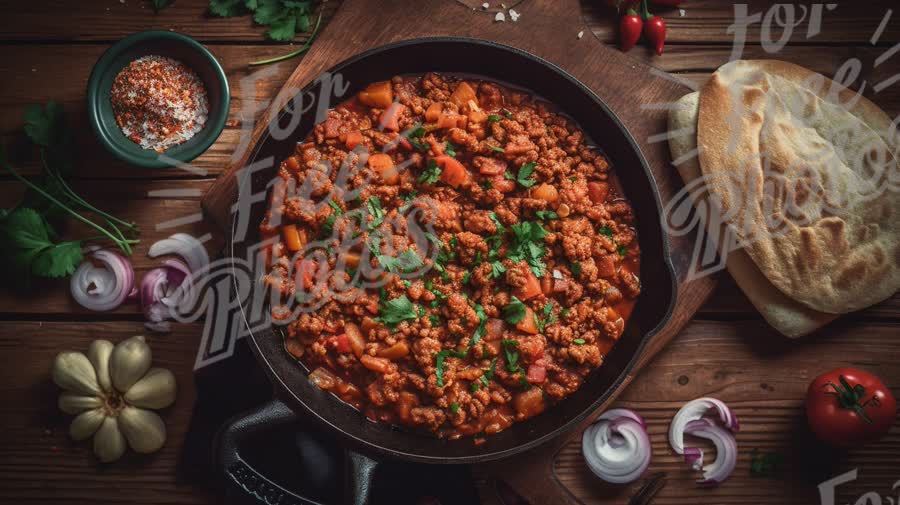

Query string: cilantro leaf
435 349 467 387
487 114 502 123
513 162 537 188
378 248 425 274
418 159 442 185
267 12 297 41
535 210 558 221
32 240 84 278
489 145 505 153
598 225 614 238
444 141 457 158
507 221 548 277
502 297 527 324
501 340 521 373
151 0 173 11
374 295 420 326
0 208 83 280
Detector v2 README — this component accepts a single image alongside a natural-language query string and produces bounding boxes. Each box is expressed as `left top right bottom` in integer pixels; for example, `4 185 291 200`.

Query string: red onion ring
140 258 191 333
669 397 739 486
582 408 652 484
70 249 134 312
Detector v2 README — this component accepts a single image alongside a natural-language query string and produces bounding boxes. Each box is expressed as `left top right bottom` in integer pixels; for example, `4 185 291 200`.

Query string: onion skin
683 419 738 485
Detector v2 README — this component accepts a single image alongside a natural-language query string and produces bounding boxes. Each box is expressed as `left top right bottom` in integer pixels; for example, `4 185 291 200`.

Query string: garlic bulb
52 336 176 462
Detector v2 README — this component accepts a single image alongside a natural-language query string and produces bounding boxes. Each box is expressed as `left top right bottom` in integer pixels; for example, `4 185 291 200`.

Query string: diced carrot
360 355 391 373
425 102 443 122
377 341 410 360
450 82 477 108
368 153 399 185
282 224 303 252
344 251 361 269
516 307 539 334
436 112 460 129
436 155 470 188
344 322 366 358
358 81 393 108
540 275 553 295
478 157 507 176
515 270 542 300
344 130 363 149
532 183 559 204
587 181 610 203
379 103 406 132
469 108 488 124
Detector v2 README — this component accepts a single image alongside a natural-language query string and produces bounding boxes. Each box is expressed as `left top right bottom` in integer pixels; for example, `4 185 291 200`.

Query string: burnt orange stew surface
259 73 641 440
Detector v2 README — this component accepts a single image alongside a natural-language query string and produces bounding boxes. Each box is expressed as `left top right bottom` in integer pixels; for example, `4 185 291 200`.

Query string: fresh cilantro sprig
417 159 442 185
502 297 527 324
507 221 549 277
435 349 467 387
374 295 420 326
378 249 424 274
505 161 537 188
210 0 319 41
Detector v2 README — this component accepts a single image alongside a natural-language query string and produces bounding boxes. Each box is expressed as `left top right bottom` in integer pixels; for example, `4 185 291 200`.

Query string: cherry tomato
806 368 896 448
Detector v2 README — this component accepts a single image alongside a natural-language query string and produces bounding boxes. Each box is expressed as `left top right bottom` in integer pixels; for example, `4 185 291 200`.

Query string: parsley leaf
502 297 527 324
435 349 468 387
487 114 502 123
212 0 316 41
375 295 420 326
513 162 537 188
418 159 442 185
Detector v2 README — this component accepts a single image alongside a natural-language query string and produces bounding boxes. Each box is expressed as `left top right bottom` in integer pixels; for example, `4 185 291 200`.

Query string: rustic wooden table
1 1 898 504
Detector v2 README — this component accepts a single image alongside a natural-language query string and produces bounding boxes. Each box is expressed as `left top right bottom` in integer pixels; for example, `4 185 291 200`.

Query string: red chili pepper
640 0 666 55
619 9 643 52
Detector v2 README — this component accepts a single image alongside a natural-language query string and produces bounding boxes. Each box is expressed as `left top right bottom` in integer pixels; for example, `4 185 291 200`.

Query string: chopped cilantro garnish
418 159 442 185
536 301 556 333
479 359 497 388
513 162 537 188
366 196 385 229
617 244 628 257
374 295 420 326
471 382 481 392
573 338 585 345
507 221 549 277
502 297 527 324
444 141 457 158
429 314 441 326
461 271 471 284
501 340 521 373
502 108 514 119
378 248 424 274
535 210 558 220
435 349 467 387
488 260 507 279
598 226 614 238
450 402 460 413
403 279 412 288
481 180 493 190
489 145 505 153
560 308 570 318
488 212 506 236
328 200 343 215
487 114 502 123
468 303 488 348
570 262 582 277
405 125 429 151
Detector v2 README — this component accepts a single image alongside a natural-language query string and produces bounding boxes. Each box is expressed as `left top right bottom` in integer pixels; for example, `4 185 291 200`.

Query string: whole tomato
806 368 896 448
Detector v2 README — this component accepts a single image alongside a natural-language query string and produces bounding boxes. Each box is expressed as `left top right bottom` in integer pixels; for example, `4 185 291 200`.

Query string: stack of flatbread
668 60 899 337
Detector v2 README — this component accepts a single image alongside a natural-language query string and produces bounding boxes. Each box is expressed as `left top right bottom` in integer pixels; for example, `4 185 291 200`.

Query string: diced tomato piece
515 270 542 300
344 130 363 149
526 365 547 384
516 307 539 334
425 102 443 122
490 175 516 193
540 275 553 295
478 157 507 176
379 103 406 132
450 82 477 108
334 334 352 354
587 181 610 203
436 155 469 188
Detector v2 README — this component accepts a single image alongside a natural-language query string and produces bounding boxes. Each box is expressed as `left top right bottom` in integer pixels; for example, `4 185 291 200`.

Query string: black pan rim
229 36 678 464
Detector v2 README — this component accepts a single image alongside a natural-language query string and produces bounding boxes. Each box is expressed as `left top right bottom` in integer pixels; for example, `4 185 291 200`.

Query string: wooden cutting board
201 0 717 503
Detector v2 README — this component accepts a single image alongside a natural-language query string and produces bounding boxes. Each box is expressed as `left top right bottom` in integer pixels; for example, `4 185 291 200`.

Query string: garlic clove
58 392 103 415
124 368 177 409
110 336 152 394
118 406 166 454
93 416 127 463
52 352 101 396
70 408 106 441
87 340 114 393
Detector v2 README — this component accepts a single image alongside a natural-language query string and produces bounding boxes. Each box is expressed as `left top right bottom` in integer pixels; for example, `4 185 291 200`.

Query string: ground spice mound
110 55 209 152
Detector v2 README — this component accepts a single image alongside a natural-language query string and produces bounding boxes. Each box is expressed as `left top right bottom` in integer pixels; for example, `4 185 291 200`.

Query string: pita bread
669 92 836 337
697 60 899 314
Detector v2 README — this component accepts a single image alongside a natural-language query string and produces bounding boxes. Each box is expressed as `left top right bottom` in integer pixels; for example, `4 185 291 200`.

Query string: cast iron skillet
215 37 677 505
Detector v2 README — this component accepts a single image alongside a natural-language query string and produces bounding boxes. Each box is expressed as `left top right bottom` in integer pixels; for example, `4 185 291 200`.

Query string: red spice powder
110 55 209 152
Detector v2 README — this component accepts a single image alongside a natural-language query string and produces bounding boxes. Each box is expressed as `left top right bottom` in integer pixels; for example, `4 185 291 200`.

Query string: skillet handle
215 398 380 505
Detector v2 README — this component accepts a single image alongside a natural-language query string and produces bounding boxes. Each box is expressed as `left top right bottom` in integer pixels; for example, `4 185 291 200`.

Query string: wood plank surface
0 1 898 505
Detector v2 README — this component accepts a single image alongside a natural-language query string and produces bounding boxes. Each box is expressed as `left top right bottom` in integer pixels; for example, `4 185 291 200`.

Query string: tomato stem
821 375 879 424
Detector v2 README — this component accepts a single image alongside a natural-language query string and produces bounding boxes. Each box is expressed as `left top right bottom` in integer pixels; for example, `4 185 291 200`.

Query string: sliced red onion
683 418 738 485
140 258 191 333
582 409 652 484
148 233 209 274
669 397 739 486
669 397 739 455
70 249 135 312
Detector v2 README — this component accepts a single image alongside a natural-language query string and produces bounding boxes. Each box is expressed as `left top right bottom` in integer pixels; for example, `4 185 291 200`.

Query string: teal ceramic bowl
87 31 230 169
